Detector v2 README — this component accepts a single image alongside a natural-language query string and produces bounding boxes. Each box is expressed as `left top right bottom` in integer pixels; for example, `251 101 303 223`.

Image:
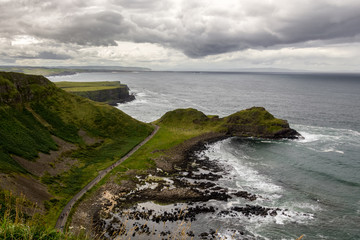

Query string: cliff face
0 72 56 104
71 85 135 105
55 81 135 105
224 107 301 139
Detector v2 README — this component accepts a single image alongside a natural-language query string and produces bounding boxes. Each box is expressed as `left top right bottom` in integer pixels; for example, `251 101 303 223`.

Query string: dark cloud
30 11 131 46
1 0 360 58
36 51 72 60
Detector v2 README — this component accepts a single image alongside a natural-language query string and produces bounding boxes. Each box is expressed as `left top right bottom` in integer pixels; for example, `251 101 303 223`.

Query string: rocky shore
71 134 300 239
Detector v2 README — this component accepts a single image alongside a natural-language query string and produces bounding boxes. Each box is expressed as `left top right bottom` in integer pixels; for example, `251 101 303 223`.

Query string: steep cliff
55 81 135 105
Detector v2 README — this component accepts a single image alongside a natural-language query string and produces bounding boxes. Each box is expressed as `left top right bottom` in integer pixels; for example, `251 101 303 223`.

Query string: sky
1 0 360 72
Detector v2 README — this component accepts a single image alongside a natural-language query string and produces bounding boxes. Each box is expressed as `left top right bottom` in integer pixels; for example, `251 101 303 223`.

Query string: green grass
29 90 153 226
0 190 91 240
0 107 57 162
119 109 223 171
116 107 290 174
0 71 154 227
225 107 288 134
55 81 125 92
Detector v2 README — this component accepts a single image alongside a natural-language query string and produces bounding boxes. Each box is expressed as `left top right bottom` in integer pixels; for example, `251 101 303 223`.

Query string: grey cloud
17 51 72 60
111 0 170 10
1 0 360 59
31 11 131 46
37 51 72 60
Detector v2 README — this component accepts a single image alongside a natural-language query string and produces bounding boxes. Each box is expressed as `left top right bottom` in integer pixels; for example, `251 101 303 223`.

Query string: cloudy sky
1 0 360 72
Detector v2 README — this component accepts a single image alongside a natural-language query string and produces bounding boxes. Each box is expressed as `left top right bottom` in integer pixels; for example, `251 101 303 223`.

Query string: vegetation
113 107 294 180
0 190 91 240
0 71 153 226
55 81 134 105
54 81 124 92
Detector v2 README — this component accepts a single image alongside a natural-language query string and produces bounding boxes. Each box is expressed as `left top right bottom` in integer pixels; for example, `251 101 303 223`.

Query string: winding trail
55 125 160 231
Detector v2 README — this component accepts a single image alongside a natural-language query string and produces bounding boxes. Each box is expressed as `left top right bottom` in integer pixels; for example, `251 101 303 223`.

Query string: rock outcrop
71 86 135 105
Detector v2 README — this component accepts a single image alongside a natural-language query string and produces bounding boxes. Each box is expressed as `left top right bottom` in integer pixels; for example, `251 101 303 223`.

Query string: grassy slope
0 71 153 226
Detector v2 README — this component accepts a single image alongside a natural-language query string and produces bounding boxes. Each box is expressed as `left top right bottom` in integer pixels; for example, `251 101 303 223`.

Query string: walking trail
55 125 160 231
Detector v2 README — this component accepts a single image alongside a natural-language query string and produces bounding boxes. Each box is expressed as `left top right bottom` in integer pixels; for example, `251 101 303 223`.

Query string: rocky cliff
55 81 135 105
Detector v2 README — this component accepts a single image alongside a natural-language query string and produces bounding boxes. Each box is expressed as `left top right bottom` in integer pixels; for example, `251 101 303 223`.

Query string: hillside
0 71 153 226
55 81 135 105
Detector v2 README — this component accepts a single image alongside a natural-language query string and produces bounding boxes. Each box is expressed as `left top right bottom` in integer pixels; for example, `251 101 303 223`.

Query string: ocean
49 71 360 239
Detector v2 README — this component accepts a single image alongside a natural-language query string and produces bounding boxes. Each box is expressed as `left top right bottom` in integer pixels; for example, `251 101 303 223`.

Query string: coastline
70 133 289 239
69 107 301 238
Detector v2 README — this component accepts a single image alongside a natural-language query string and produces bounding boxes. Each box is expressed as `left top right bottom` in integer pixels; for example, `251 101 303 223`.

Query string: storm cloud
1 0 360 70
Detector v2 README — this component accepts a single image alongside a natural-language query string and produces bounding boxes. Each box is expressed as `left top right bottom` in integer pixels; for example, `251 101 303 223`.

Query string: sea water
50 71 360 239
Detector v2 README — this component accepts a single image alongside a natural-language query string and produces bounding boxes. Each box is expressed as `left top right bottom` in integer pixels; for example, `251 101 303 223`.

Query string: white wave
203 140 282 197
297 131 321 143
292 124 360 154
292 201 322 212
320 148 344 154
294 124 360 142
133 91 147 97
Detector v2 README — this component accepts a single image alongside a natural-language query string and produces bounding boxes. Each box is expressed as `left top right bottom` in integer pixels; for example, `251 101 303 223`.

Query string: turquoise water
50 72 360 239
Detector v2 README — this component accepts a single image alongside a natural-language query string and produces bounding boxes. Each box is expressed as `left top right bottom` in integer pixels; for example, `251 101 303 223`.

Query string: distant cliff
55 81 135 105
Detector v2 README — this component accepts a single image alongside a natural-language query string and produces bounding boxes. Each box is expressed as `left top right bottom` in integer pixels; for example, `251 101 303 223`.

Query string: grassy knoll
119 109 223 171
0 71 153 227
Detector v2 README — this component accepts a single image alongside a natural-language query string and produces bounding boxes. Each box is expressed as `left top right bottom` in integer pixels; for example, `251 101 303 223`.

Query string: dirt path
55 125 160 231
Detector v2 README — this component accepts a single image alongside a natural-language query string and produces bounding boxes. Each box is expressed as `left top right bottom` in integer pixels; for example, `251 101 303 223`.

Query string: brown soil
12 136 78 177
70 179 134 236
78 129 102 145
0 173 52 211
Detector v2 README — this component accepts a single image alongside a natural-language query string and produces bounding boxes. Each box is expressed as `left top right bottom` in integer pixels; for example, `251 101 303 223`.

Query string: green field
55 81 126 92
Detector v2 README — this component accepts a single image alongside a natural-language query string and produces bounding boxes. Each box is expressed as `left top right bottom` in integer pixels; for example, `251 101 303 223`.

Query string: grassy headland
117 107 299 173
55 81 134 105
55 81 121 92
